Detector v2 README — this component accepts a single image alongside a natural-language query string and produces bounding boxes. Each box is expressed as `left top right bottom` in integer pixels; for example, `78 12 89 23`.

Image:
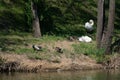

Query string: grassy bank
0 33 106 63
0 33 120 72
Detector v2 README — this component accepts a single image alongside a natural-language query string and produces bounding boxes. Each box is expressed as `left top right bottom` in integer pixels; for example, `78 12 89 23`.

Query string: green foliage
24 0 33 32
36 0 97 35
0 0 27 32
55 24 86 36
0 0 119 36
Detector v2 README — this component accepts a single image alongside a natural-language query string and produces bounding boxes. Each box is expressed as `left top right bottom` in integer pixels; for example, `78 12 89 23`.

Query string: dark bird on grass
32 45 42 51
55 47 63 53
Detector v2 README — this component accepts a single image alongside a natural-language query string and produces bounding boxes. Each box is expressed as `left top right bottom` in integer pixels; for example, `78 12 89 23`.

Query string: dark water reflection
0 70 120 80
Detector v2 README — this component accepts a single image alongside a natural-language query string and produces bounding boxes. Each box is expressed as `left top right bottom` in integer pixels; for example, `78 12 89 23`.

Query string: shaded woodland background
0 0 119 36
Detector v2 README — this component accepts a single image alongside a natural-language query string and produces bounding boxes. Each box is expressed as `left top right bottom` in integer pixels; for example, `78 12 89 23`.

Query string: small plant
0 56 6 64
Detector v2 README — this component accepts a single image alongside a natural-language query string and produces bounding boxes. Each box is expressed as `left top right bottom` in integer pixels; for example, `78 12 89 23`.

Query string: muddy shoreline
0 53 120 72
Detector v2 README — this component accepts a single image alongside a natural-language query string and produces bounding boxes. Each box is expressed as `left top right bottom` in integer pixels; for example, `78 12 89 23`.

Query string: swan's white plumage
78 36 92 43
85 20 94 31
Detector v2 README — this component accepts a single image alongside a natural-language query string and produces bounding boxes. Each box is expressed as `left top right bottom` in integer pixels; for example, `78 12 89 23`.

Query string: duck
32 45 42 51
55 47 63 53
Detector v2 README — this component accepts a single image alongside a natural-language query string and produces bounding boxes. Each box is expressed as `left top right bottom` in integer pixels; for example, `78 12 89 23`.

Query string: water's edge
0 53 120 72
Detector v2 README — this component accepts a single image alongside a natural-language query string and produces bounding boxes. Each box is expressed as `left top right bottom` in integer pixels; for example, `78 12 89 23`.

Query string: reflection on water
0 70 120 80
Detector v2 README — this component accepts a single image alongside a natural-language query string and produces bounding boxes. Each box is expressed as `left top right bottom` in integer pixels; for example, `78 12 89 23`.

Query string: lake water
0 70 120 80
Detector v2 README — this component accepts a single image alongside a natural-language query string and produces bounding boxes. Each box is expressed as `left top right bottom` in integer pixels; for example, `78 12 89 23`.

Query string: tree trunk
96 0 105 48
31 1 41 38
101 0 115 54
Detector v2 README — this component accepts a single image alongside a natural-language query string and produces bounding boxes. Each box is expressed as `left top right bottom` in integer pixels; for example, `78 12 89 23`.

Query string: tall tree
96 0 105 48
31 0 41 38
101 0 115 54
96 0 115 54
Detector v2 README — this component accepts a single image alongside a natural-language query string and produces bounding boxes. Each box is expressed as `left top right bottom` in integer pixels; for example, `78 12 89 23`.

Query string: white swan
85 19 94 31
78 36 92 43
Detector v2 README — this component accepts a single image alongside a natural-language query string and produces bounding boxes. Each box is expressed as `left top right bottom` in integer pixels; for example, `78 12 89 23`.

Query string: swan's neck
90 21 94 26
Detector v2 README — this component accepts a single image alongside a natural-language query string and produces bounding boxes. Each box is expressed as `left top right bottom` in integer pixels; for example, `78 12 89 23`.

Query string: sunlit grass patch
72 42 105 62
14 48 34 54
39 35 65 42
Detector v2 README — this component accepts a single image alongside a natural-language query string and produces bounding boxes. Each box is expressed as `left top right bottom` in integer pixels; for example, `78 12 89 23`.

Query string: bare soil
0 52 103 72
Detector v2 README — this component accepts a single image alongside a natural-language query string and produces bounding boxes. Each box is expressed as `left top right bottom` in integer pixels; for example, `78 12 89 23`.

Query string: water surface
0 70 120 80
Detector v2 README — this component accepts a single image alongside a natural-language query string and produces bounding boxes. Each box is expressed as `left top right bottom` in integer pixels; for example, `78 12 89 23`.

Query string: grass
0 32 106 62
72 42 105 62
14 48 34 54
39 35 65 43
0 33 65 59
